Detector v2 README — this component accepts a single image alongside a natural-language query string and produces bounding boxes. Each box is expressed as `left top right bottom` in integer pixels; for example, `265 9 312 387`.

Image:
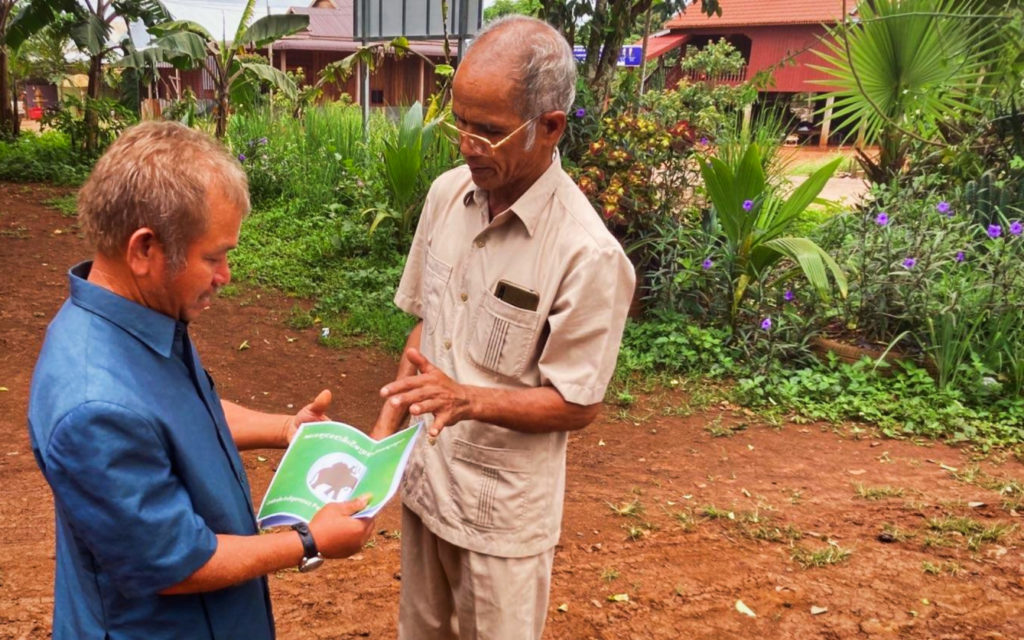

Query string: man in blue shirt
28 121 373 639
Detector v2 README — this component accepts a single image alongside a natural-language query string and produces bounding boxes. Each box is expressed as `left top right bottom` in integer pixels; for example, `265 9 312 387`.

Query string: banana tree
7 0 172 152
700 143 848 329
122 0 308 138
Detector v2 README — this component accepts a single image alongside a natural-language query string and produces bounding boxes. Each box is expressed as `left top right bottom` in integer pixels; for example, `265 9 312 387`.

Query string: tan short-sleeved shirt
396 155 635 558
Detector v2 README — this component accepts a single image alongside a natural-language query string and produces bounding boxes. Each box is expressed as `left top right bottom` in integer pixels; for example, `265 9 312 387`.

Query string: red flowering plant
573 110 703 279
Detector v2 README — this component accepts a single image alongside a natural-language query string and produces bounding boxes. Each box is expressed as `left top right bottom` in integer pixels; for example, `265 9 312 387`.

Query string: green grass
44 194 78 218
854 484 906 500
791 544 852 568
925 515 1016 551
783 153 857 177
607 498 644 518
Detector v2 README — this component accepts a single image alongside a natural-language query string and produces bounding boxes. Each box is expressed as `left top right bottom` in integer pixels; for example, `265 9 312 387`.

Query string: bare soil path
1 183 1021 639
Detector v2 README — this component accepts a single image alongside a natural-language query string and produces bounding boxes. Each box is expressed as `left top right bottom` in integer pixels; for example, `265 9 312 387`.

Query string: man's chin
468 166 495 186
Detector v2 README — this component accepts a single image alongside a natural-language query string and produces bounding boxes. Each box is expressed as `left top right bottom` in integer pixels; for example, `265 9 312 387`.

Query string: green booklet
257 420 422 528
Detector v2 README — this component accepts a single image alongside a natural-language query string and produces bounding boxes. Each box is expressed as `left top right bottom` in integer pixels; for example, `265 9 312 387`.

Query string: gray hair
467 15 577 120
78 121 249 271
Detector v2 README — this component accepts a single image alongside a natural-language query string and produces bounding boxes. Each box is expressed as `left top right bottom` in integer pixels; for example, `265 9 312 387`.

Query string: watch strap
291 522 323 571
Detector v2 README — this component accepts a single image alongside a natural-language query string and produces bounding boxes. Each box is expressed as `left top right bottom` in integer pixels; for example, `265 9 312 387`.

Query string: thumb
336 493 371 516
405 347 434 373
309 389 332 414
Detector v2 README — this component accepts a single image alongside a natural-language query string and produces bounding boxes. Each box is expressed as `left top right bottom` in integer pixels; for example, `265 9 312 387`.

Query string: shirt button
460 292 468 302
443 339 452 350
474 238 486 248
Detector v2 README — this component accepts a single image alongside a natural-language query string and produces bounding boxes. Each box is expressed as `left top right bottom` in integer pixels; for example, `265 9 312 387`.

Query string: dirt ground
1 183 1022 640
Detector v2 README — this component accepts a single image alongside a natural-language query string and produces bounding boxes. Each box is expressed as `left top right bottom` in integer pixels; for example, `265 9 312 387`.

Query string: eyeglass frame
438 114 542 156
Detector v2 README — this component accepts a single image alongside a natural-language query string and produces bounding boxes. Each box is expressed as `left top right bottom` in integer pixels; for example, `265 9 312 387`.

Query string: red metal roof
640 32 690 60
665 0 850 29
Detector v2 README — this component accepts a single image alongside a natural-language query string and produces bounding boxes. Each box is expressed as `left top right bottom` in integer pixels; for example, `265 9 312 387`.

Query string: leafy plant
123 0 309 138
367 102 457 239
700 142 847 329
812 0 998 183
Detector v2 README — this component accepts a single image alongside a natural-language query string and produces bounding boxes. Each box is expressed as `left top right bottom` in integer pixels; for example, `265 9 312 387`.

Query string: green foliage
126 0 309 138
826 179 1023 397
812 0 1001 182
735 357 1024 448
41 95 137 155
0 130 91 184
483 0 541 20
368 102 458 240
615 310 736 378
701 142 846 327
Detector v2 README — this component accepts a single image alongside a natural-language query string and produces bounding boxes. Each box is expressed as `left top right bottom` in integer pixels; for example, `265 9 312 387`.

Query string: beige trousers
397 505 555 640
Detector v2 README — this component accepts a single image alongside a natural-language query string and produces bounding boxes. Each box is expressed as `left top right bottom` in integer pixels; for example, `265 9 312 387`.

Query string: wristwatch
291 522 324 573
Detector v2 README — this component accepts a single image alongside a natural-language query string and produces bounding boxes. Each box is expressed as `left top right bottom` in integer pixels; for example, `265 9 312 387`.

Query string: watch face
299 555 325 573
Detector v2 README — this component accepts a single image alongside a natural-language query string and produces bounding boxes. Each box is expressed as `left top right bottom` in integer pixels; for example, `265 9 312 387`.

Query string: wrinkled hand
379 348 471 438
284 389 332 444
308 495 375 559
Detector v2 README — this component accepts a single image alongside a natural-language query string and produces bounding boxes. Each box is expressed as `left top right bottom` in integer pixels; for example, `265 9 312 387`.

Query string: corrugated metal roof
276 4 450 57
666 0 851 29
289 6 353 39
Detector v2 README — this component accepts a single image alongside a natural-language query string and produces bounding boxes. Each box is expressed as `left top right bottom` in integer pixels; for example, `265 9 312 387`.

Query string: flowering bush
824 180 1024 395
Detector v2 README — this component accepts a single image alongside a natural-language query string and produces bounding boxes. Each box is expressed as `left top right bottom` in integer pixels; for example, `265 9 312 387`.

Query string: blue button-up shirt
28 262 274 640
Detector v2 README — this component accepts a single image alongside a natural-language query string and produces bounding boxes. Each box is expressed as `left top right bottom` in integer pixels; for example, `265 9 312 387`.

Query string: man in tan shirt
371 15 634 640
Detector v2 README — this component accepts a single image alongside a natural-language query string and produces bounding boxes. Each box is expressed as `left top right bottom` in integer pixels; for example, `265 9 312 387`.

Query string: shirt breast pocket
422 250 453 336
467 291 541 379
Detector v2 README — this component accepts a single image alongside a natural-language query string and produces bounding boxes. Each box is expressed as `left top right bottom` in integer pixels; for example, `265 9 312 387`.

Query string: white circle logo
306 453 366 503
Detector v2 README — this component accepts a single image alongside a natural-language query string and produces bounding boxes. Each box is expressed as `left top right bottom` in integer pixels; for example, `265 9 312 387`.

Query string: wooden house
154 0 452 110
641 0 853 145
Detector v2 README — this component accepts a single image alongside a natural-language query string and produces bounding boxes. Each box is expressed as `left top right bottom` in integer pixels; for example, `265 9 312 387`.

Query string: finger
428 414 450 438
380 373 424 398
335 494 371 516
309 388 332 414
409 397 447 416
405 348 436 374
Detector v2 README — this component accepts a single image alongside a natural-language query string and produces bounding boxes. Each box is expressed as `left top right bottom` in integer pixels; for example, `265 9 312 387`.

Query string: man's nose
215 260 231 286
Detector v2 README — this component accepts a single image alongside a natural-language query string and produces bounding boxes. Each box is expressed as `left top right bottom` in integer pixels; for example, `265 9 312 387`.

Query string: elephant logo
306 453 366 502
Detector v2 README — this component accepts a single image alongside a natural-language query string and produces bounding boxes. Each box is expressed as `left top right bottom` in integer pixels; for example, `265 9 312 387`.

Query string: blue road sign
572 45 645 67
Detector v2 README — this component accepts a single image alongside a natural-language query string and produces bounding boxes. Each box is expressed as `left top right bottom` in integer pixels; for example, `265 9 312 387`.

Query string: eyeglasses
438 115 539 157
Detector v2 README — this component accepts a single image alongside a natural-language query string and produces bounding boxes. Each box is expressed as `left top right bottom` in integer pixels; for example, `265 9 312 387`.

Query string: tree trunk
0 47 12 140
85 54 103 154
215 85 229 139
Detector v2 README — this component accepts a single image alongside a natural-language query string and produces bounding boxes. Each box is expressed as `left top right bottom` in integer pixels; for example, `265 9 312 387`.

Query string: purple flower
760 317 772 331
988 224 1002 239
258 136 268 145
742 199 754 211
1010 220 1022 236
875 212 889 226
955 250 965 263
702 258 713 270
784 289 794 302
575 107 586 118
700 136 709 145
903 257 916 269
238 153 246 162
936 201 952 216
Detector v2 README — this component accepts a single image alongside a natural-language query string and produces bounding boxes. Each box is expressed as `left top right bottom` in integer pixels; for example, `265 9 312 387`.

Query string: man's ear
125 227 163 277
539 110 567 145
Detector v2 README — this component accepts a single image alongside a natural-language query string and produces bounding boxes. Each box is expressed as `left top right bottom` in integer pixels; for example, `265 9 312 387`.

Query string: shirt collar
68 261 183 359
462 149 564 237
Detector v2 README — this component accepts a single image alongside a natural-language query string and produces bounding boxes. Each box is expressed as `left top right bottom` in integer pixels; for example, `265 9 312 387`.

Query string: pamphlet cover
257 420 422 528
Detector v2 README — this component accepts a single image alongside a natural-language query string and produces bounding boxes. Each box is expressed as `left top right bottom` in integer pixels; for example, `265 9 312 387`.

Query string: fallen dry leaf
735 599 756 617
